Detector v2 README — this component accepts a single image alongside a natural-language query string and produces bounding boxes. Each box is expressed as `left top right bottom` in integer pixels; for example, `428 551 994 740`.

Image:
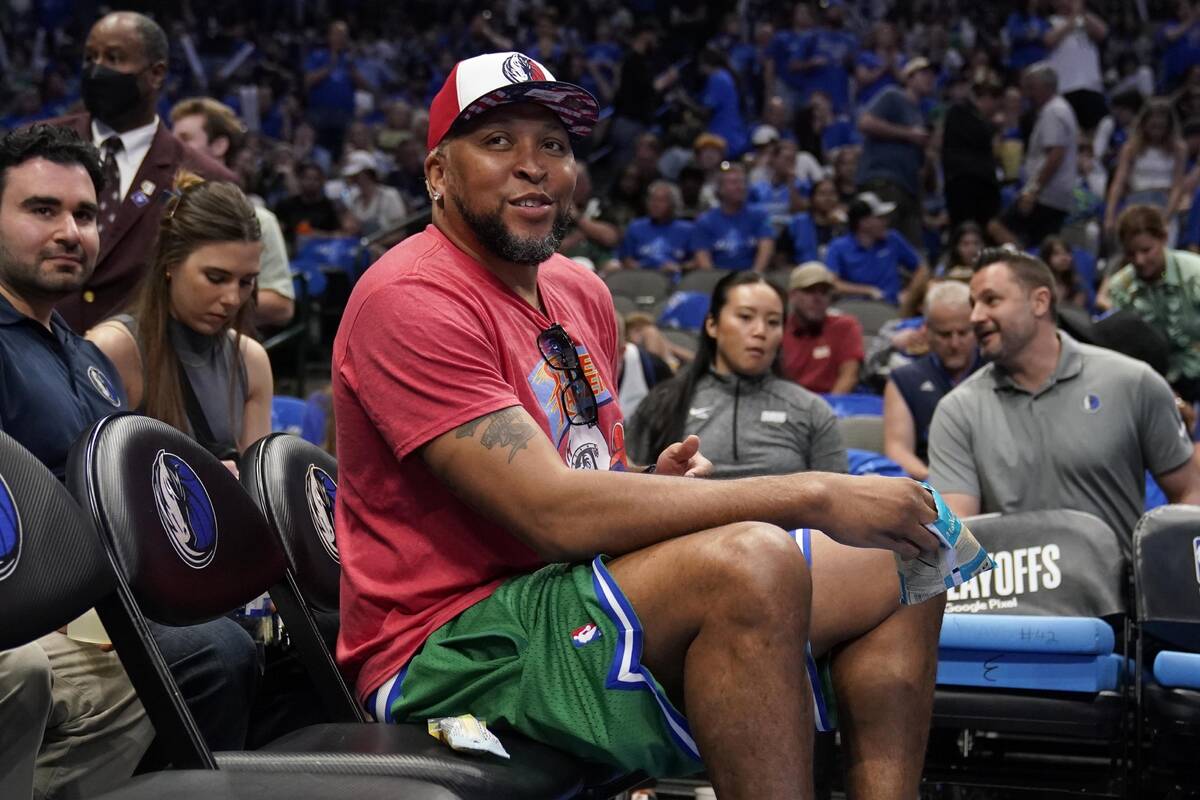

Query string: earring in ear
431 191 442 202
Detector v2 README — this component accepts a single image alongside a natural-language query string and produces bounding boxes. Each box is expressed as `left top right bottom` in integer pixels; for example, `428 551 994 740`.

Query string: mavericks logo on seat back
305 465 338 563
0 473 21 582
152 451 218 569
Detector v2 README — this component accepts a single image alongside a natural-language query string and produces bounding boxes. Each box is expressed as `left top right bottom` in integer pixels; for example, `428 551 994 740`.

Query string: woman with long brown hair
1104 98 1187 235
87 175 273 467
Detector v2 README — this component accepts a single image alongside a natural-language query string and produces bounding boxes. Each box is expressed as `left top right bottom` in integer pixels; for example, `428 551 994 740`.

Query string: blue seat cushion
1154 651 1200 690
939 614 1115 655
937 650 1122 692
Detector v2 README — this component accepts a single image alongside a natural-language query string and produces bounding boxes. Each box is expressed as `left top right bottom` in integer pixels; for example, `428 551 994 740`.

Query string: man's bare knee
700 522 812 626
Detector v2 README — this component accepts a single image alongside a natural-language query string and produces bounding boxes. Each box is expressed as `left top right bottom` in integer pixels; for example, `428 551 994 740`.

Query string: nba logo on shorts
571 622 602 648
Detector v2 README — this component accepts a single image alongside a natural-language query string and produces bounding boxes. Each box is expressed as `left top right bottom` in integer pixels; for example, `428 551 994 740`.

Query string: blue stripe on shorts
788 528 835 732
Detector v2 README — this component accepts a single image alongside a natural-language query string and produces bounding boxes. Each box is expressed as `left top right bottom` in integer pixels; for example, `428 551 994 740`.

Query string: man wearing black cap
334 51 973 798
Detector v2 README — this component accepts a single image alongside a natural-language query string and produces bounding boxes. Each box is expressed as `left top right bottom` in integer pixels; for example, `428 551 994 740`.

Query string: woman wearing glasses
627 271 847 478
86 175 273 470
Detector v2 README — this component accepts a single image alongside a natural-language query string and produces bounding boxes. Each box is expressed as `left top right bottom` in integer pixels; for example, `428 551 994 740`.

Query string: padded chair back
1134 504 1200 651
676 268 731 296
240 433 362 723
945 509 1127 619
838 415 884 452
272 395 308 436
833 298 898 337
603 269 671 308
0 430 113 650
67 413 288 626
241 434 341 612
823 393 884 417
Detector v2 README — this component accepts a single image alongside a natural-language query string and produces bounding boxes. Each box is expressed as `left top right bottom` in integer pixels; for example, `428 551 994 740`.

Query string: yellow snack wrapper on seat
427 714 511 759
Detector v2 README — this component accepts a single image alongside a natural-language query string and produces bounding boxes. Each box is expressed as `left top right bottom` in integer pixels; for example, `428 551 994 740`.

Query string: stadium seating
821 392 884 417
1132 504 1200 797
603 270 671 310
0 428 399 799
675 268 731 297
67 415 600 798
271 396 308 437
832 298 898 337
927 509 1131 797
836 415 884 453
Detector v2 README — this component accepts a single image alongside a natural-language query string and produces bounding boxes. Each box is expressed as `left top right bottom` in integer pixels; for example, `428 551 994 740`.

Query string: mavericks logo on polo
87 366 121 407
152 450 218 569
0 473 21 582
305 465 339 563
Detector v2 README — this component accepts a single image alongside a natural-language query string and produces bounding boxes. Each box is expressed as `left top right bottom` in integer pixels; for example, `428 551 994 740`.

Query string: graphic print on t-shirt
526 342 614 452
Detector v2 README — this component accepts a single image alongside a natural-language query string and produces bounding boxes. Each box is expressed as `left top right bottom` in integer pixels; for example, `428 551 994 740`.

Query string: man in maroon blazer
42 11 235 332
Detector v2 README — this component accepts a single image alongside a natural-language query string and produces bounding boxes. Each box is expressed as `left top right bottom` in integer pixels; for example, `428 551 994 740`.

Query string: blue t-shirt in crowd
619 217 695 269
787 212 831 263
749 178 811 228
0 293 127 481
825 230 920 304
853 51 900 107
822 116 861 153
304 49 358 113
857 85 925 197
1160 18 1200 90
798 28 858 112
702 69 749 157
692 206 774 271
768 29 810 94
1005 13 1050 72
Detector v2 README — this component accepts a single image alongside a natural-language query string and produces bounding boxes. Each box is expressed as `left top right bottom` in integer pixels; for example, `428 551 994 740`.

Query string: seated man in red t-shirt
781 262 866 393
333 51 958 799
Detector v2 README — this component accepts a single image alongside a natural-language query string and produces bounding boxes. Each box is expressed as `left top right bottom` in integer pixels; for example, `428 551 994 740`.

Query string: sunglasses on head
536 323 598 427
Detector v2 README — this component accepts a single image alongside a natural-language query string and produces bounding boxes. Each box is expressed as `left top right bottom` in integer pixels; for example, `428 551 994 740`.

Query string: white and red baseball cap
427 52 599 151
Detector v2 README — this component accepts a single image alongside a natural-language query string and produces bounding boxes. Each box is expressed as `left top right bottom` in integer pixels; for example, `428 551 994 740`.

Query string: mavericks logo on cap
0 473 22 582
501 53 546 84
305 465 339 563
88 366 121 407
152 450 218 569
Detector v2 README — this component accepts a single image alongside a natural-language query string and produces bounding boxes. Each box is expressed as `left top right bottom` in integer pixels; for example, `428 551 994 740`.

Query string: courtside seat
239 433 642 799
927 510 1131 796
1132 504 1200 796
0 428 445 799
66 415 603 799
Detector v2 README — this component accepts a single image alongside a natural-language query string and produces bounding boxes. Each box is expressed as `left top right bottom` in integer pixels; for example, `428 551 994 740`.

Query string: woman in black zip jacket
627 271 848 478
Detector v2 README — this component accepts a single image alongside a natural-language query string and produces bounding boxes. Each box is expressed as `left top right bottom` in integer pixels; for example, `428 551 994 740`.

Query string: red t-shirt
333 225 627 701
779 311 865 393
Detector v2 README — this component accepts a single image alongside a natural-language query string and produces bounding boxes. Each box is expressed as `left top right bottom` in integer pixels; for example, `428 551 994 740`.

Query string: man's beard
0 240 91 303
453 195 573 266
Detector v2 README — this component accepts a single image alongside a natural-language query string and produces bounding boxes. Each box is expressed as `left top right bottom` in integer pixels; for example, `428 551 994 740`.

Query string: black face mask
81 63 145 125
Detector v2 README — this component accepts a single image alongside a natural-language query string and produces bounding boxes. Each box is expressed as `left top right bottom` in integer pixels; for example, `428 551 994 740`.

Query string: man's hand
907 127 930 148
1017 191 1037 215
655 434 713 478
814 475 940 558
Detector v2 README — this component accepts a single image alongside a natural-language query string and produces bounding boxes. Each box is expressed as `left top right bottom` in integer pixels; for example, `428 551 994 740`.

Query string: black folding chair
239 432 648 799
1132 504 1200 797
67 414 591 799
0 428 441 800
926 509 1132 798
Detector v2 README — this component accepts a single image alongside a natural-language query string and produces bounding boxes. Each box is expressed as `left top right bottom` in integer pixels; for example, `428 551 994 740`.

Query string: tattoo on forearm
454 408 536 463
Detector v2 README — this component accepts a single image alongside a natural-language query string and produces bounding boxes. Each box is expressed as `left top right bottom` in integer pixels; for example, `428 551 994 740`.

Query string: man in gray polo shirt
928 249 1200 543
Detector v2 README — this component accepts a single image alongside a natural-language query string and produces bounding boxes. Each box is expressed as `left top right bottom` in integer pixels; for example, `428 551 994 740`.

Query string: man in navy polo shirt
692 164 775 272
826 192 927 305
0 125 258 800
0 124 152 800
883 280 981 480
